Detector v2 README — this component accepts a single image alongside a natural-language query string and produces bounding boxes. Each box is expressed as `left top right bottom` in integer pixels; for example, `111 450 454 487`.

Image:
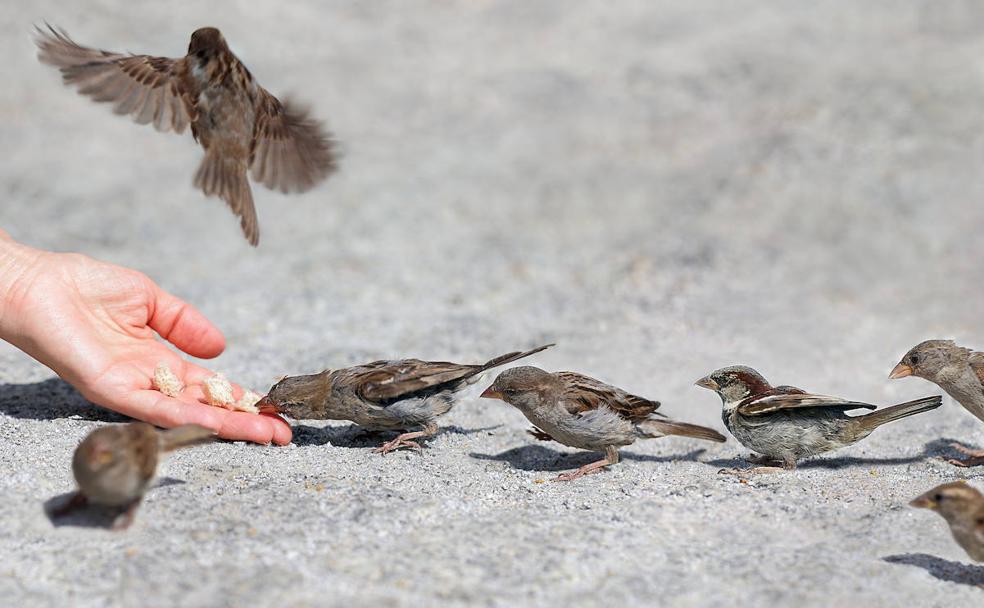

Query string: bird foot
110 501 140 531
49 492 87 518
942 443 984 467
373 437 423 455
552 461 611 482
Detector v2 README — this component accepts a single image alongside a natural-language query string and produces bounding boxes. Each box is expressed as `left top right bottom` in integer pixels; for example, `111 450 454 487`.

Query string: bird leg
945 442 984 467
374 424 438 455
49 491 88 518
110 500 142 531
553 446 619 482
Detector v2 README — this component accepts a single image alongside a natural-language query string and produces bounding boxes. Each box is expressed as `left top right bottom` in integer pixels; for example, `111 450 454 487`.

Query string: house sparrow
891 340 984 466
910 481 984 562
696 365 942 472
35 25 337 246
480 366 726 481
257 345 553 453
52 422 215 529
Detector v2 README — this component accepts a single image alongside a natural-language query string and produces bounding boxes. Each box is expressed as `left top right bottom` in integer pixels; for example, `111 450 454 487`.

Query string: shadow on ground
883 553 984 587
470 444 708 472
0 378 125 422
44 478 184 529
291 423 502 448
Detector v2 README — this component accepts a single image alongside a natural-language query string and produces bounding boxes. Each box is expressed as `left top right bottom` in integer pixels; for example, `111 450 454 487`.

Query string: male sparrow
696 365 941 472
257 345 553 453
891 340 984 466
910 481 984 562
35 25 337 246
480 366 726 481
53 422 215 529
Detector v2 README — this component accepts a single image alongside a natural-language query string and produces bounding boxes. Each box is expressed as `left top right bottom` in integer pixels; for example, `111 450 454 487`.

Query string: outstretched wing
555 372 661 422
353 359 480 404
250 87 337 194
35 24 193 133
737 387 876 417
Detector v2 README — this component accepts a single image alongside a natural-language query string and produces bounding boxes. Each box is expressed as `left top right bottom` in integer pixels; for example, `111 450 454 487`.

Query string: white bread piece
202 373 236 409
152 363 184 398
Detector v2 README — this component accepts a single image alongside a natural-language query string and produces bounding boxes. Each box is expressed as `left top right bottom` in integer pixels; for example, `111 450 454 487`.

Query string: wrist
0 237 46 341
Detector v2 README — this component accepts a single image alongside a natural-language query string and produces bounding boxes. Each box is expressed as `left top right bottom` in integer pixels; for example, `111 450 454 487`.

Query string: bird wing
737 386 876 416
249 87 337 194
555 371 661 422
355 359 480 404
35 25 194 133
969 352 984 388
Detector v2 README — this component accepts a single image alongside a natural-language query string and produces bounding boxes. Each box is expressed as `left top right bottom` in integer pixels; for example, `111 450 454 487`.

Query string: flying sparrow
891 340 984 466
35 24 337 246
480 366 726 481
52 422 215 529
910 481 984 562
257 345 553 453
696 365 941 472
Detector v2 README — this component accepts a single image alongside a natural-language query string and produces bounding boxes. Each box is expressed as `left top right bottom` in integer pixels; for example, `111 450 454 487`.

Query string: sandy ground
3 1 984 606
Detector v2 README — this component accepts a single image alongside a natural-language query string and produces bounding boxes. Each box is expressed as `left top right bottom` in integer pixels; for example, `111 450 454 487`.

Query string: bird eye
910 354 920 365
196 50 207 59
933 493 943 502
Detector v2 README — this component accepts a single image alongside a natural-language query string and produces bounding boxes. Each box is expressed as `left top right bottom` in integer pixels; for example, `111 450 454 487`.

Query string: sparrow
695 365 942 472
910 481 984 562
52 422 215 529
480 366 726 481
35 24 337 246
891 340 984 466
257 345 554 453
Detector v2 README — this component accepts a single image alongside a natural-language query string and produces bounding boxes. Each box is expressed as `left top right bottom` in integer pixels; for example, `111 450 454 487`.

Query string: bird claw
374 439 422 455
946 456 984 468
948 443 984 458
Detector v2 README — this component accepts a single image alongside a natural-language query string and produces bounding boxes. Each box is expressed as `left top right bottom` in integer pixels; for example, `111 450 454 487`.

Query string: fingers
145 281 226 359
126 390 292 445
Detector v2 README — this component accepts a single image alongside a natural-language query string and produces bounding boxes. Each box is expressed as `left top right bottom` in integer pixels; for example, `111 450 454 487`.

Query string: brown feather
555 371 661 422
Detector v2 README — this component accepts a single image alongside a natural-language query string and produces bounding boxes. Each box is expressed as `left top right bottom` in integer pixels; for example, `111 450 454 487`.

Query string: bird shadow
290 423 503 448
883 553 984 587
705 441 950 471
470 444 707 473
44 478 184 529
0 378 125 423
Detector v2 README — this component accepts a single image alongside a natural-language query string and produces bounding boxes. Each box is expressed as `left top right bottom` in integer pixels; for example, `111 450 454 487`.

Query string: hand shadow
290 423 502 448
44 477 184 529
470 444 707 473
0 377 125 423
883 553 984 587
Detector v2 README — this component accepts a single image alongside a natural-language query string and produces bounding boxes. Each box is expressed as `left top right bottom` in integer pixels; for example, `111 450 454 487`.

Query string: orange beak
480 386 503 400
256 396 280 415
889 363 913 380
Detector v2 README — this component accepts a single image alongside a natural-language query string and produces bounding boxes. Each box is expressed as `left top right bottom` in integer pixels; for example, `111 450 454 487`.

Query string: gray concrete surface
3 1 984 606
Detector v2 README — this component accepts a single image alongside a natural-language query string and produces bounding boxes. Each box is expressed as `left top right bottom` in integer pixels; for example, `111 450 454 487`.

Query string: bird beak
695 376 718 390
256 396 280 415
480 386 503 400
909 494 937 510
889 363 913 380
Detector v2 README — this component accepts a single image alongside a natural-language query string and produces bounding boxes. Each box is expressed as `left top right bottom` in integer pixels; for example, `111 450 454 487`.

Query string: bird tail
159 425 216 453
194 150 259 246
479 344 555 372
856 396 942 430
636 419 727 443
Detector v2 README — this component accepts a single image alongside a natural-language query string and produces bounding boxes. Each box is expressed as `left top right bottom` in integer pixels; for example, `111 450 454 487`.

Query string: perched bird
480 366 726 481
910 481 984 562
891 340 984 466
35 25 337 246
53 422 215 529
695 365 941 472
257 345 553 453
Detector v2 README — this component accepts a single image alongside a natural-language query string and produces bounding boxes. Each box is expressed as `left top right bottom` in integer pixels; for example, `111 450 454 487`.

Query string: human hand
0 237 291 445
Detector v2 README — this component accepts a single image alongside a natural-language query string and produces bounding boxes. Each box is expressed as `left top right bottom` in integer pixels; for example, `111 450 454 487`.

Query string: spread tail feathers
194 150 259 246
159 425 216 452
637 419 727 443
480 344 555 372
857 396 942 430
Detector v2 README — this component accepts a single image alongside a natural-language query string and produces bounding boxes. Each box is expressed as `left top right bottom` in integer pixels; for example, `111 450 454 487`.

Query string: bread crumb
152 363 183 398
202 374 236 409
235 389 263 414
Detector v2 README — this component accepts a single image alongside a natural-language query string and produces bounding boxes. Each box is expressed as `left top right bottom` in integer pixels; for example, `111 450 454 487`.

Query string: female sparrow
891 340 984 466
910 481 984 562
257 345 553 453
696 365 941 472
35 25 337 246
54 422 215 529
480 366 726 481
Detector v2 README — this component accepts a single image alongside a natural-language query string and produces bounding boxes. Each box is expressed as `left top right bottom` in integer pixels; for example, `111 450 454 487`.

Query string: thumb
147 283 226 359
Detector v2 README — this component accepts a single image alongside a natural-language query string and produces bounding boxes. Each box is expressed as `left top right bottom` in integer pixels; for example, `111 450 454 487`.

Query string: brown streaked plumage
910 481 984 562
35 24 337 246
257 345 554 454
481 366 726 482
52 422 214 530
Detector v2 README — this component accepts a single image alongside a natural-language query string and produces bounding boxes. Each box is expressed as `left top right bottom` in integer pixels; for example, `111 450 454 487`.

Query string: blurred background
3 1 984 605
